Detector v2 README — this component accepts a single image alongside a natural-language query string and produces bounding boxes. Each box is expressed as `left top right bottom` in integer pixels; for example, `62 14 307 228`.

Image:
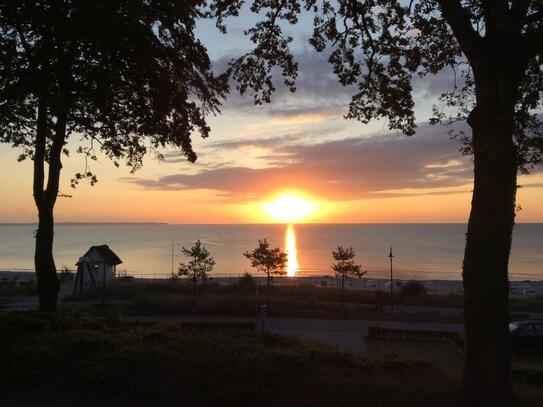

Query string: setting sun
265 195 316 223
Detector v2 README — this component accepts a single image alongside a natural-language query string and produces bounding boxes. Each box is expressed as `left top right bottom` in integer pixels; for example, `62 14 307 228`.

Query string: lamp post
102 260 106 311
388 247 394 314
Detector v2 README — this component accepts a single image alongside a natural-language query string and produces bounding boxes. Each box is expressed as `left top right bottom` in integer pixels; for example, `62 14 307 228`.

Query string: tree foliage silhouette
177 240 216 306
0 1 228 311
211 1 543 404
331 246 366 307
244 238 287 303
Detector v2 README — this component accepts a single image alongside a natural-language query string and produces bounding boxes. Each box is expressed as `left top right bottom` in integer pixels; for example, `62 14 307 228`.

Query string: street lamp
388 247 394 314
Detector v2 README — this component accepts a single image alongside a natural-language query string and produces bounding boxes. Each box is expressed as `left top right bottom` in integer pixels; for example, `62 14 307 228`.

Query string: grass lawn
0 282 37 298
62 279 543 322
66 278 467 308
1 311 460 407
1 312 542 406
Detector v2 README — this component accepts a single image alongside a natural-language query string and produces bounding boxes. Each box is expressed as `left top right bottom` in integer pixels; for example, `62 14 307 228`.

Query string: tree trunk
462 81 517 406
35 204 59 312
32 94 66 313
266 271 272 305
266 272 269 305
192 278 197 306
340 277 345 308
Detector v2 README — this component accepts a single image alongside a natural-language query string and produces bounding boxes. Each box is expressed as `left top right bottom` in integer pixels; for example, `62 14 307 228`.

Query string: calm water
0 223 542 281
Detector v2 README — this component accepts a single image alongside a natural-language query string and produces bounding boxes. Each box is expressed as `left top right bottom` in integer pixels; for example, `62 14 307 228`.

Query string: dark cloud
412 68 464 100
214 51 463 121
123 122 476 202
160 151 191 164
206 134 303 151
214 51 355 119
205 123 344 151
159 150 238 170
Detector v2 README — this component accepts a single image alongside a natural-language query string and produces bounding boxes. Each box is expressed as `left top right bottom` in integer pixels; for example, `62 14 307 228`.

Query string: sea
0 223 542 281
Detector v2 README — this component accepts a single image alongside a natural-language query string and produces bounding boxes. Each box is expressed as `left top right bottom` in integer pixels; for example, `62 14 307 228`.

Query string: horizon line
2 221 543 226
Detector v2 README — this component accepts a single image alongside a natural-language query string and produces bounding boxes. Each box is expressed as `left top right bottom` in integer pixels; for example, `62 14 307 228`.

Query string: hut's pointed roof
83 245 123 265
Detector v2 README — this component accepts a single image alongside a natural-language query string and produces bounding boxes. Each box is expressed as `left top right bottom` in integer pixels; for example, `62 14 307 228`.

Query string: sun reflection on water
285 224 299 277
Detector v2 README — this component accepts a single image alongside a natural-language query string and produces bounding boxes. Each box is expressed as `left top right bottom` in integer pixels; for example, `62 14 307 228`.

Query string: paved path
119 315 463 334
266 317 464 355
125 316 255 324
118 316 464 357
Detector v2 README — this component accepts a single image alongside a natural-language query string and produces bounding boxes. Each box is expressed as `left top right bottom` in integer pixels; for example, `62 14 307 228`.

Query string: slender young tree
0 1 228 311
177 240 216 306
331 246 366 307
211 2 543 404
244 239 287 304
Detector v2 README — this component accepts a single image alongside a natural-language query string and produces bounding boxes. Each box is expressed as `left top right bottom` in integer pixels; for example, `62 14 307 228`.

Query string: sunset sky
1 10 543 224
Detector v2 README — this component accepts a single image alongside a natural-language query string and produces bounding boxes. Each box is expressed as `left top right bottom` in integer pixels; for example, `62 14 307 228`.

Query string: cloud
213 49 463 123
412 68 463 100
205 123 344 151
214 51 355 119
123 122 476 202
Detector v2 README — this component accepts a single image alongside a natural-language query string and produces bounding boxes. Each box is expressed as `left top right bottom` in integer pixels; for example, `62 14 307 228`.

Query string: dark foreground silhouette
1 312 542 407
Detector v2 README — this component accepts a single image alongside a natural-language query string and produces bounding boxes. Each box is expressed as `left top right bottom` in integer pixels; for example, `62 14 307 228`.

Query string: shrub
0 281 37 297
59 266 74 283
514 367 543 386
368 326 465 351
401 281 427 297
232 272 257 294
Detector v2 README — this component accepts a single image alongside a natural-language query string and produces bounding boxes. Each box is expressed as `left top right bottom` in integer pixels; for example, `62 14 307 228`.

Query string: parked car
365 280 377 288
423 281 436 292
384 280 402 289
509 321 543 350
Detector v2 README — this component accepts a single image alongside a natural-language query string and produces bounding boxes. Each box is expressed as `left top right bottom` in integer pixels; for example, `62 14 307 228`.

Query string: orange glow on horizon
264 194 316 223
